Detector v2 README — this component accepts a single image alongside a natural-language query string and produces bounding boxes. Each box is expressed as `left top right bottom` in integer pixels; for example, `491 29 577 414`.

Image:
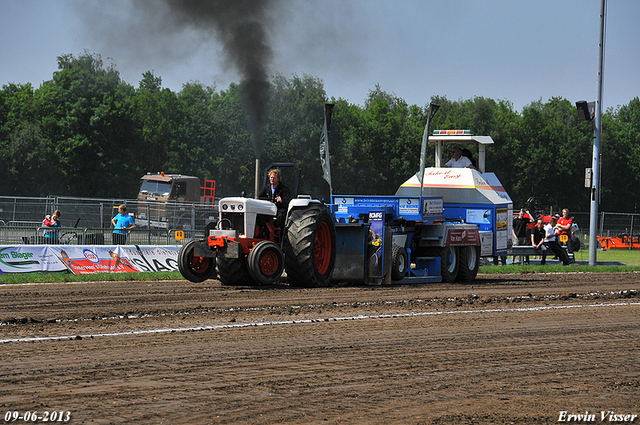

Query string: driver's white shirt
445 156 472 168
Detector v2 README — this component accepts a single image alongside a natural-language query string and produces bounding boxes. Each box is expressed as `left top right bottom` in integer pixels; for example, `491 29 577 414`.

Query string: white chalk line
2 301 639 344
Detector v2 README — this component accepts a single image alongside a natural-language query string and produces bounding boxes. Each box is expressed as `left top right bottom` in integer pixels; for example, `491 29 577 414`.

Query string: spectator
111 204 135 245
444 145 475 169
544 217 572 265
557 208 575 263
512 209 533 264
43 210 62 244
531 217 547 265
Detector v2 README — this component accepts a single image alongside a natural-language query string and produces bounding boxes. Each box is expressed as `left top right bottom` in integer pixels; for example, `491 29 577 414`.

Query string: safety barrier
0 244 183 274
0 226 204 246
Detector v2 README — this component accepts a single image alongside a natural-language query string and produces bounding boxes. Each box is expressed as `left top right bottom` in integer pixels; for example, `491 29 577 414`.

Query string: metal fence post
191 204 196 237
631 213 635 250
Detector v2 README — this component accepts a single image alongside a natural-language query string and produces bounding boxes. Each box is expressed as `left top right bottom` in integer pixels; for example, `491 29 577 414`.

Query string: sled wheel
178 240 216 283
216 256 253 286
457 245 480 282
435 246 459 283
284 205 336 287
247 241 284 285
391 245 408 281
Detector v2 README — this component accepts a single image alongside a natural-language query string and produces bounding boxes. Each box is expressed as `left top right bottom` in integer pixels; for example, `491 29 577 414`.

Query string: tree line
1 51 639 214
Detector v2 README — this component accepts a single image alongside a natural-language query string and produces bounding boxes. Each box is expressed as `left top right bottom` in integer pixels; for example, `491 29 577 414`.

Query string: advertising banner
0 246 67 273
47 246 139 274
118 246 181 273
367 211 384 280
0 245 182 274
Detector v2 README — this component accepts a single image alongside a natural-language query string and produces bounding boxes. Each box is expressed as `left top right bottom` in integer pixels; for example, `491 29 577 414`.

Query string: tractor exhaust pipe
254 158 260 199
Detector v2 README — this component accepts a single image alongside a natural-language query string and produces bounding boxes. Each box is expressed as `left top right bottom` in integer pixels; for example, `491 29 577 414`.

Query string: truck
177 129 512 286
134 172 216 230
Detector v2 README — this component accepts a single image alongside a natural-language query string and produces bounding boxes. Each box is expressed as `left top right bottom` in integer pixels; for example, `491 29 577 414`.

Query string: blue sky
1 0 638 112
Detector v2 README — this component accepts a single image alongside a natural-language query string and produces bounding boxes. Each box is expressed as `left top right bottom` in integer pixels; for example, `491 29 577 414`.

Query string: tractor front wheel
247 241 284 285
178 240 216 283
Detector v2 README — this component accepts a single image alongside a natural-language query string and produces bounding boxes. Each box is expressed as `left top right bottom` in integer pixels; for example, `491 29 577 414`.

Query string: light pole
576 0 606 266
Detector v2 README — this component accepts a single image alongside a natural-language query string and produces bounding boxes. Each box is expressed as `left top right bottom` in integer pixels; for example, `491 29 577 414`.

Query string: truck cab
138 173 201 203
135 173 202 229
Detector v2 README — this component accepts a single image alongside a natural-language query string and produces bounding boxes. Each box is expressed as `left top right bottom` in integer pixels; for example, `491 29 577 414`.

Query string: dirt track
1 272 639 424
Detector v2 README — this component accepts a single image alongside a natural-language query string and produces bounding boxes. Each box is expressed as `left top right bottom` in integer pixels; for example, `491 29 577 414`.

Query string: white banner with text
0 245 181 274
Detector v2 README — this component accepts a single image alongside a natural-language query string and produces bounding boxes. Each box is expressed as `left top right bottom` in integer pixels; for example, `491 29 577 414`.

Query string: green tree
209 82 254 197
515 97 591 213
0 83 63 195
600 97 640 212
173 81 218 179
264 73 326 197
132 71 180 178
35 51 139 197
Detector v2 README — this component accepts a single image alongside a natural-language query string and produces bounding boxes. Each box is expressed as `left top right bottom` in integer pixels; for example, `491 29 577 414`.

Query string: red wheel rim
190 254 210 274
259 250 279 276
314 221 332 274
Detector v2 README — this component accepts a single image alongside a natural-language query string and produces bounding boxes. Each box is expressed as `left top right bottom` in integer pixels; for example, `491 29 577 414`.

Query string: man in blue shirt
111 204 135 245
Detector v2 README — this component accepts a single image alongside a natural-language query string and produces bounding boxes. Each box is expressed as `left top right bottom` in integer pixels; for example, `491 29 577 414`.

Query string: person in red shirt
556 208 574 263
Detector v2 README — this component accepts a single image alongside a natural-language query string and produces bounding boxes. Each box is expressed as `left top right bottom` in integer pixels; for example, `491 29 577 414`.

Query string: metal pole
255 158 260 199
589 0 606 266
419 103 440 199
630 213 634 250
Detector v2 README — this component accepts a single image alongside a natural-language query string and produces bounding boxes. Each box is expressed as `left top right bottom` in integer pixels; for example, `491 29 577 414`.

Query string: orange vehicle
597 234 640 250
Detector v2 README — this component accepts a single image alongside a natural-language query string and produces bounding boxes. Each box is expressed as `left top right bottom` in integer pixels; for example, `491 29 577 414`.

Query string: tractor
178 164 336 287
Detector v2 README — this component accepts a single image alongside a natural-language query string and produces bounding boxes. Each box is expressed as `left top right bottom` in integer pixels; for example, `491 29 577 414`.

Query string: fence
1 195 639 249
598 212 640 238
0 195 214 245
0 226 206 246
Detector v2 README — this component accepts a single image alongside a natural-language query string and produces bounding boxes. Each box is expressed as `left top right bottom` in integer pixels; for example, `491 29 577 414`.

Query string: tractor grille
220 212 244 235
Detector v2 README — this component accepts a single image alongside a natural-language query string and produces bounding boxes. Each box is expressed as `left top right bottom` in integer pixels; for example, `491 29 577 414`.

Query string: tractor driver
444 145 476 169
258 168 292 228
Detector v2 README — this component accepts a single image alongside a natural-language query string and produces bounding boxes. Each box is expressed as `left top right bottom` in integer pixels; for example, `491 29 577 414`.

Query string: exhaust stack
255 158 260 199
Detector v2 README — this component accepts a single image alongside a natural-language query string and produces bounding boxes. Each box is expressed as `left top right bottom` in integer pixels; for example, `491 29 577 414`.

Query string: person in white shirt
543 217 571 265
444 145 475 169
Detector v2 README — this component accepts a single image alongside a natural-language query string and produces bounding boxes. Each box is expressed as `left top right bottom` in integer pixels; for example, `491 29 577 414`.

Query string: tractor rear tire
284 205 336 287
435 246 459 283
178 240 216 283
457 245 480 282
216 256 253 286
390 245 408 281
247 241 284 285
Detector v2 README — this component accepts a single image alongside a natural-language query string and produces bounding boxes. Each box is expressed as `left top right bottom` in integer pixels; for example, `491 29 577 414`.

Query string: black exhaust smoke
162 0 275 159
